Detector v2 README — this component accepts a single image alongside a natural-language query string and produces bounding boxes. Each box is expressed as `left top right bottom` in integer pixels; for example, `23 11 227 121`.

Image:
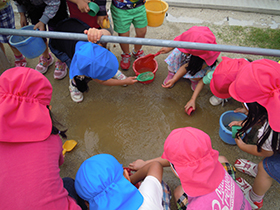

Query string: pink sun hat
161 127 225 197
229 59 280 132
0 67 53 142
210 57 250 99
174 26 220 66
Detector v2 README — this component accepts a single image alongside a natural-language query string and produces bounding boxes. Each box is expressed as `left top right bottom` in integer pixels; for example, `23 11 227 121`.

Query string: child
159 26 220 112
227 59 280 209
110 0 147 70
0 67 84 209
75 153 165 209
14 0 68 79
49 18 137 103
129 127 251 209
0 0 27 67
207 56 250 106
66 0 113 48
67 0 106 29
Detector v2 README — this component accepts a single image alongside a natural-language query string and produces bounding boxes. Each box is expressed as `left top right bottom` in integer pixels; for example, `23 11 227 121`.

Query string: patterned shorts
176 162 237 210
0 4 15 43
162 180 172 210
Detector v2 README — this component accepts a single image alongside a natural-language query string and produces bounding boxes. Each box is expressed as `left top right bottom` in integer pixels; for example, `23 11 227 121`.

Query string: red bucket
133 56 158 84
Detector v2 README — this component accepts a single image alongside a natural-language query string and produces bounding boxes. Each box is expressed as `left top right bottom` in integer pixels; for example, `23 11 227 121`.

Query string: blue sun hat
69 41 118 80
75 154 143 210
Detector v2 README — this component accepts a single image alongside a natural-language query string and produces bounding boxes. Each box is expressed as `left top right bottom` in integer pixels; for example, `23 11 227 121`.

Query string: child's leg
131 5 147 57
132 26 146 58
252 160 273 198
189 78 201 91
119 31 130 54
0 43 5 55
8 44 22 56
174 185 188 210
35 41 54 73
118 32 131 70
9 44 27 67
0 3 26 67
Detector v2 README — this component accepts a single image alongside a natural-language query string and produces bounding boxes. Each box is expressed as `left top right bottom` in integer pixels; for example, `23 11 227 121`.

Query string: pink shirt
0 135 81 210
187 171 251 210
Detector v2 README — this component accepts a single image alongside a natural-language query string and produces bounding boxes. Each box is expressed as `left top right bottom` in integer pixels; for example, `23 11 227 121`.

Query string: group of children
2 1 232 110
1 1 280 210
1 58 280 210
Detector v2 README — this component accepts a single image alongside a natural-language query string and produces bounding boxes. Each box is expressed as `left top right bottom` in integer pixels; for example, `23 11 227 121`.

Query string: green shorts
110 4 147 34
176 162 237 210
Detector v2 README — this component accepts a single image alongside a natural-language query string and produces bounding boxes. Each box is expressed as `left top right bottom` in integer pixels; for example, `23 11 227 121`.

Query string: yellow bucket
145 0 169 27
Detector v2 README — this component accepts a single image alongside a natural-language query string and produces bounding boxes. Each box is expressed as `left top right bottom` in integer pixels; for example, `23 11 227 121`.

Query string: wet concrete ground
2 5 280 209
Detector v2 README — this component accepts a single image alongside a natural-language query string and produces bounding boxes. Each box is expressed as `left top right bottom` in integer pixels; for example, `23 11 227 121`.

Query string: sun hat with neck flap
69 42 118 80
161 127 225 197
210 57 250 99
229 59 280 132
75 154 143 210
174 26 220 66
0 67 52 142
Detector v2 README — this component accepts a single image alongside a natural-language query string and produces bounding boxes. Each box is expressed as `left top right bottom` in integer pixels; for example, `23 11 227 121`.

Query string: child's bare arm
128 157 170 171
162 63 187 88
228 120 243 127
184 79 204 110
158 47 174 54
93 77 137 86
129 161 163 184
235 136 274 157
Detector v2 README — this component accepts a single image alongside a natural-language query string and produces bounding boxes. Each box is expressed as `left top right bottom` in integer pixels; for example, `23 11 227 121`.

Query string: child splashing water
159 26 220 112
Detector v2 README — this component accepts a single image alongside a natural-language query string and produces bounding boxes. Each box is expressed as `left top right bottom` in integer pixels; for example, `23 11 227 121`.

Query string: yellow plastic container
145 0 169 27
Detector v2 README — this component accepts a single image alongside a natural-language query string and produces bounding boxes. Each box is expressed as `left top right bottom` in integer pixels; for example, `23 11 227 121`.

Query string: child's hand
158 47 173 54
84 28 103 43
34 21 45 31
123 76 138 85
76 0 90 13
19 13 27 27
234 107 248 115
162 78 175 88
228 120 242 127
184 99 196 111
128 159 146 171
97 16 108 28
235 135 246 148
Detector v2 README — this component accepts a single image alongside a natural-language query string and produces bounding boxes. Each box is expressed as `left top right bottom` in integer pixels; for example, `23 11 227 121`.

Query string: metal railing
1 28 280 57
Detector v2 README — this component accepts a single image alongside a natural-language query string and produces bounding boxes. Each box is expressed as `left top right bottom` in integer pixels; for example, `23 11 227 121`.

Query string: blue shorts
0 4 15 43
263 153 280 183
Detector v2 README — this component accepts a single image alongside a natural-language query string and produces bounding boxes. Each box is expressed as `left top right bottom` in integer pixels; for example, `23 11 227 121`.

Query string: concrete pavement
165 0 280 15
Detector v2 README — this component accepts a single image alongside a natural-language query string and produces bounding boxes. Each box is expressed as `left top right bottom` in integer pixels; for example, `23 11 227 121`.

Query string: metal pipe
1 28 280 57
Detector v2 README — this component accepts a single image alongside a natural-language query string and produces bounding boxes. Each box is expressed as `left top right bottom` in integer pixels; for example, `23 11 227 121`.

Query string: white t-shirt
257 121 273 151
138 175 164 210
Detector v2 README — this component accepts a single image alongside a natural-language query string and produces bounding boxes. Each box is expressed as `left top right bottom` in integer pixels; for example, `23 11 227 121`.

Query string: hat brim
210 79 231 99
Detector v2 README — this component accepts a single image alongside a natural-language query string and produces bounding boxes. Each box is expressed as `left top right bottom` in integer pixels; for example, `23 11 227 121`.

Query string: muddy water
56 54 243 194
